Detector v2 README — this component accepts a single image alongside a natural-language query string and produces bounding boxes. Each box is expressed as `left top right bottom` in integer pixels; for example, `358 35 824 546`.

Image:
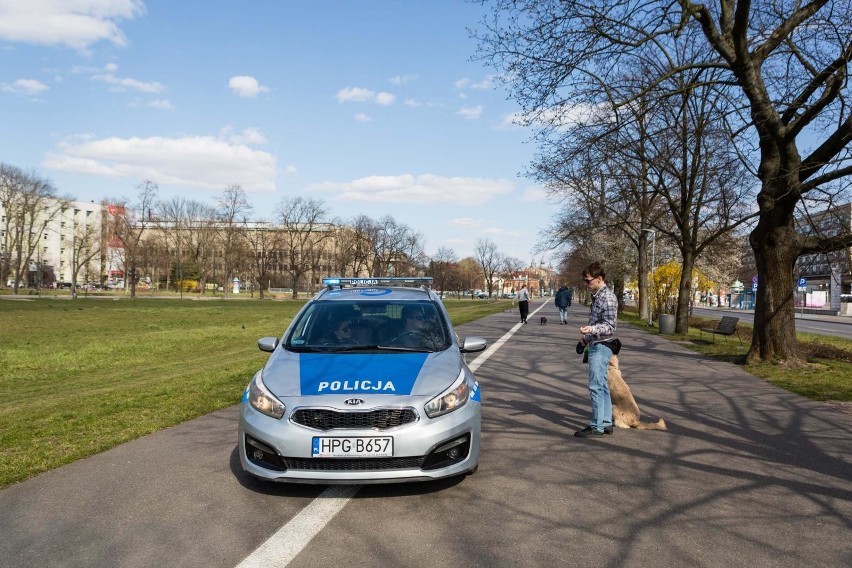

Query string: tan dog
608 355 667 430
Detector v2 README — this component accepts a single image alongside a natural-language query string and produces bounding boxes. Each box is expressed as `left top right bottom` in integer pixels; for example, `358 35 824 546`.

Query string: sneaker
574 426 604 437
604 426 613 435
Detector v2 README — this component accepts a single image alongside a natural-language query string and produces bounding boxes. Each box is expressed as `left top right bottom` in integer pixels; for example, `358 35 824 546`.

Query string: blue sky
0 0 555 264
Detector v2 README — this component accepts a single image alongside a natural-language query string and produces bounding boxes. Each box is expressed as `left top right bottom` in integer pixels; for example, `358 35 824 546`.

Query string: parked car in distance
238 276 487 484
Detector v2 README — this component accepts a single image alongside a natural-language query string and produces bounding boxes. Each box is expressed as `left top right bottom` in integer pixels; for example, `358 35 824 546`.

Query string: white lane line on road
236 485 361 568
468 302 546 373
235 302 546 568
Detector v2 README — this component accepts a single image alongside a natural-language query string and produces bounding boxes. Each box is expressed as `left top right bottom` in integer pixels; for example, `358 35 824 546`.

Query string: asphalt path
1 302 850 567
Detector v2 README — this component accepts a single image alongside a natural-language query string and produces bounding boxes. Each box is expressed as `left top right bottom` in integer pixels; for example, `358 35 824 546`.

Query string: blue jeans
558 307 568 323
586 342 613 432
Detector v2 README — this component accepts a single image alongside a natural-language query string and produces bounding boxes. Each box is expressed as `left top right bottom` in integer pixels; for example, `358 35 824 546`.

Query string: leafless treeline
2 170 539 299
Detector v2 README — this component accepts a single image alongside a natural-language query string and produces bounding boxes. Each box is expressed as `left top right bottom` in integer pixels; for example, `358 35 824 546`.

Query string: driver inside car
387 305 434 348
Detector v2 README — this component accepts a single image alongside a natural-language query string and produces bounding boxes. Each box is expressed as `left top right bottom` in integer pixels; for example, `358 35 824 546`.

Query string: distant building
1 198 105 287
794 202 852 311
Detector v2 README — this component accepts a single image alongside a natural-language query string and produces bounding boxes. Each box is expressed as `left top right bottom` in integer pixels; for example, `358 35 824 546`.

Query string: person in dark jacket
554 285 571 324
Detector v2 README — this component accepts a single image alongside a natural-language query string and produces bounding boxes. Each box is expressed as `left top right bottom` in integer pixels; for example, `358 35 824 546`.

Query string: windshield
285 300 451 353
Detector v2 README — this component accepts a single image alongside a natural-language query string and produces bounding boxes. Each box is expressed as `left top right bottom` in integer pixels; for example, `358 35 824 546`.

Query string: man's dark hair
582 261 606 281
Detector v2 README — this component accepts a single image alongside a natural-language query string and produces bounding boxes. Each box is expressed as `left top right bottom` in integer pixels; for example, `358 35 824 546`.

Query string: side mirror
257 336 279 352
460 336 487 353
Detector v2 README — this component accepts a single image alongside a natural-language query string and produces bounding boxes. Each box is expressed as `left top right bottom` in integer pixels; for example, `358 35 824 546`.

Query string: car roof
316 286 436 302
316 277 436 302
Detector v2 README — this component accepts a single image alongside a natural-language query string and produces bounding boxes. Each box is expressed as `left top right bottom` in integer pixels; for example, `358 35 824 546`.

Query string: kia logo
344 398 364 406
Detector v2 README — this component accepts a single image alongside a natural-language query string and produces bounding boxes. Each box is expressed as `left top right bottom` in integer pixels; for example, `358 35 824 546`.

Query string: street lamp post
642 229 656 326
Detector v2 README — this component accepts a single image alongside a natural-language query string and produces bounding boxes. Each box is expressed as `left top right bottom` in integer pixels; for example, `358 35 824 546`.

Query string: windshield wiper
321 344 433 353
286 345 323 353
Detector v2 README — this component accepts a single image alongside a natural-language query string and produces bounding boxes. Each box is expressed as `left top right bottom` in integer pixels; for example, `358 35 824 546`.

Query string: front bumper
238 396 481 484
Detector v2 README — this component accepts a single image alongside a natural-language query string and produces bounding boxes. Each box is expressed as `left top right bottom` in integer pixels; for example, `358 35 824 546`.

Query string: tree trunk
637 237 650 323
748 221 800 363
675 252 695 334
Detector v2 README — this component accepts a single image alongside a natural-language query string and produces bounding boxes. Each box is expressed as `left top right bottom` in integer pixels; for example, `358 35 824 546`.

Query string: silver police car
238 277 487 484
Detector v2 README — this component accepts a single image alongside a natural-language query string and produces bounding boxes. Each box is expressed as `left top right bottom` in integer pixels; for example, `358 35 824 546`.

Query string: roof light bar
322 277 433 289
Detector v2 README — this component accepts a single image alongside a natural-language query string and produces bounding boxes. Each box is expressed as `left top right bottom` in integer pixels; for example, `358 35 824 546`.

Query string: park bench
699 316 741 343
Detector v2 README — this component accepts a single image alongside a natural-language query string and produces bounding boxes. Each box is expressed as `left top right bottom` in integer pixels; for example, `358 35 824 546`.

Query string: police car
238 277 487 484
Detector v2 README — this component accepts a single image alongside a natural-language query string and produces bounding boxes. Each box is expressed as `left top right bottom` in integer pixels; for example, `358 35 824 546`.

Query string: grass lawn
620 309 852 403
0 296 509 488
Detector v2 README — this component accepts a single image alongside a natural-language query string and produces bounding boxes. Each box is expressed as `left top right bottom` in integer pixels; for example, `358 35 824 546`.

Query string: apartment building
1 198 105 287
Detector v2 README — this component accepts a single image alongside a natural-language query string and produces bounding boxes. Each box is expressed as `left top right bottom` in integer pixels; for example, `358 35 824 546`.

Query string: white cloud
456 76 494 91
508 103 610 130
375 92 395 105
92 72 165 93
337 86 395 105
149 99 174 110
447 217 481 230
1 78 49 95
228 75 270 98
354 113 372 123
520 186 547 202
0 0 145 52
42 134 277 192
337 86 374 102
306 174 514 206
404 99 423 108
457 105 484 120
221 126 268 145
447 216 526 238
389 74 417 86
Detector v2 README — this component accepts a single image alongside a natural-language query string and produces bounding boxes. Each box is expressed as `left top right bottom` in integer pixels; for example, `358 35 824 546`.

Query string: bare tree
243 220 282 299
338 215 377 277
475 0 852 362
457 257 483 294
67 220 102 299
276 196 333 298
370 215 426 277
0 164 28 288
1 169 63 292
430 247 458 295
645 66 756 331
532 88 669 323
474 238 503 297
109 180 158 299
217 185 253 297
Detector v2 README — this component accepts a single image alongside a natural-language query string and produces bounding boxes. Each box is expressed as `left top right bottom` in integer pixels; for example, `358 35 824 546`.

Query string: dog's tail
635 418 667 430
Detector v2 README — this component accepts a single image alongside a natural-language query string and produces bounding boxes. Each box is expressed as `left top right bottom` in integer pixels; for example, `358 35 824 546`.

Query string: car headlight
248 373 285 419
424 371 471 418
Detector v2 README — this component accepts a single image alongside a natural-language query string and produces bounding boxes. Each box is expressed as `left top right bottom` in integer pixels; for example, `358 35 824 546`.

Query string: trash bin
659 314 676 334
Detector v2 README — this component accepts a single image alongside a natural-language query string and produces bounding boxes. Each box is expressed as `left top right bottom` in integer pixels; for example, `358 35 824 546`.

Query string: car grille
284 456 425 471
291 408 417 431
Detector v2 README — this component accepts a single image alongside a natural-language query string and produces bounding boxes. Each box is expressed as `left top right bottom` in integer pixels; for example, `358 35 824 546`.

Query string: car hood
261 348 464 397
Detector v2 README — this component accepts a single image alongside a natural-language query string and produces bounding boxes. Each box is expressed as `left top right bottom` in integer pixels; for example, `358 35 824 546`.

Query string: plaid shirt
583 285 617 343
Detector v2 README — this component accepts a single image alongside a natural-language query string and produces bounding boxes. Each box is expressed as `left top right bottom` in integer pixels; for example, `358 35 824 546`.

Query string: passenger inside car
322 317 358 345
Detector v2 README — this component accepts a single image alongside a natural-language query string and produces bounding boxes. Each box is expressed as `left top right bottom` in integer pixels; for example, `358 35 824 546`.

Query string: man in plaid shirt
576 261 618 437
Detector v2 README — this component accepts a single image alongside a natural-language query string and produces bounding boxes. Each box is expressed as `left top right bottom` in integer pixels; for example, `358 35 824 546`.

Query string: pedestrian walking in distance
517 284 531 324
